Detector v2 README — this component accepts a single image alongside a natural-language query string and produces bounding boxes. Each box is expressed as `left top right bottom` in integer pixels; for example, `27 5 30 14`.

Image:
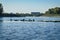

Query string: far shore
0 13 60 17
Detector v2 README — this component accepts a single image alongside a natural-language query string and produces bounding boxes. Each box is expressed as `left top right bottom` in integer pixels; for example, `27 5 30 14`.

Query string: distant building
31 12 40 16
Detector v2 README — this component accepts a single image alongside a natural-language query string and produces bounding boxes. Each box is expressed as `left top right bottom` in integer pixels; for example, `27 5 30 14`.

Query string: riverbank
41 14 60 17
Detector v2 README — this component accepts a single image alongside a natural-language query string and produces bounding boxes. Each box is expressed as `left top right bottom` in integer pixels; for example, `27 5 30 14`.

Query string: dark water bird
14 19 19 21
10 19 12 21
33 19 35 21
20 19 25 21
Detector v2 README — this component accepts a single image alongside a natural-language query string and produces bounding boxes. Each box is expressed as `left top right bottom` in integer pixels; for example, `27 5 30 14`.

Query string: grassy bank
42 14 60 17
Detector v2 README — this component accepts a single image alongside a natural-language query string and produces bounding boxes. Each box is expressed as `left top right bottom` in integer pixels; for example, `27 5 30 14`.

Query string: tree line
0 3 3 14
45 7 60 14
0 3 60 17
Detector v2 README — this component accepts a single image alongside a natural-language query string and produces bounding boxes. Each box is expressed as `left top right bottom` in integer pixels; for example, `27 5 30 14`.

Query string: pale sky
0 0 60 13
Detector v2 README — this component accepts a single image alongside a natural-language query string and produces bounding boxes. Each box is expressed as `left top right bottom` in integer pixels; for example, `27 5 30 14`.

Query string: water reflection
0 17 3 40
0 17 3 28
0 17 60 40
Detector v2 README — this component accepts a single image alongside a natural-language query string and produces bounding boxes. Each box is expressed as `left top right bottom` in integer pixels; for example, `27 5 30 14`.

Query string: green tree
45 7 60 14
0 3 3 14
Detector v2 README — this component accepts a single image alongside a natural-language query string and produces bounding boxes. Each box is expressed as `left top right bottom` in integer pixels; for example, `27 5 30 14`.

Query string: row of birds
10 19 35 21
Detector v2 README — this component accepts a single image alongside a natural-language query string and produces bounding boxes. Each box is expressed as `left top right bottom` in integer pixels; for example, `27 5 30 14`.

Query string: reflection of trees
0 17 3 35
0 17 3 21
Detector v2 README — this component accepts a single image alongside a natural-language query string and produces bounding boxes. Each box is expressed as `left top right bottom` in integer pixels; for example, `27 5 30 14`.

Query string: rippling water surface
0 17 60 40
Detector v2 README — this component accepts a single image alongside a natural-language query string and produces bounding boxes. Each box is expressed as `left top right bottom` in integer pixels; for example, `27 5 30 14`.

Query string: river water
0 17 60 40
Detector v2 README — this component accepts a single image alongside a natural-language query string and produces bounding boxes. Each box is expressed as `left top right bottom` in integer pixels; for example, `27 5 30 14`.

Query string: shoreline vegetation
0 13 60 17
0 3 60 17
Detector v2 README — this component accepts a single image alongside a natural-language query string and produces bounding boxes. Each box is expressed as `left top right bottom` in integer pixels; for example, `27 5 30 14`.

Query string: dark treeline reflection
0 17 3 36
0 17 3 26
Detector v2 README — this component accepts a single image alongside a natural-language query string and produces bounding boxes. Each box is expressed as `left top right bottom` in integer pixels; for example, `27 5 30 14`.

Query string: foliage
45 7 60 14
0 3 60 17
0 3 3 14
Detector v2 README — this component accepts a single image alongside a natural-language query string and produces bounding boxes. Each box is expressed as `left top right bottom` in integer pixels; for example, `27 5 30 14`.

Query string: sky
0 0 60 13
